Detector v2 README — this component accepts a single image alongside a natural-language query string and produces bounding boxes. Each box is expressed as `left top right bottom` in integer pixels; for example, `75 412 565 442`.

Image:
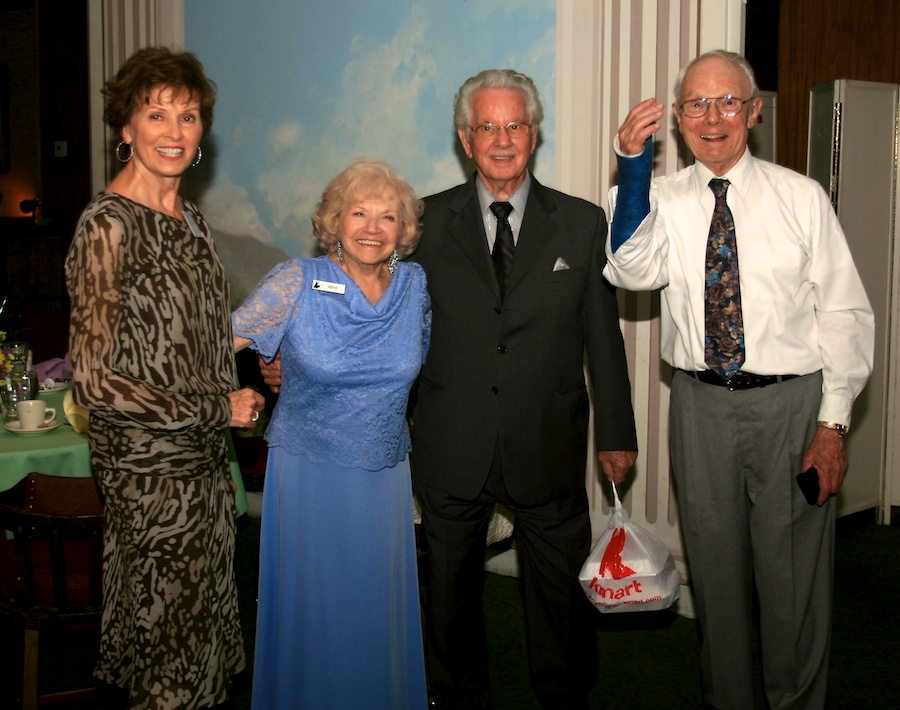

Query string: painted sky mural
184 0 555 298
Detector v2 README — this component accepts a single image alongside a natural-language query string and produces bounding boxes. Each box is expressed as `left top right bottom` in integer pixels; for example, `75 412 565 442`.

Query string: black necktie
704 179 745 378
490 201 515 299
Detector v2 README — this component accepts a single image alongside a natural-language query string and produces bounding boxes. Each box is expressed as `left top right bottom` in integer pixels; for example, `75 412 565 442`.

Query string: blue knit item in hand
611 137 653 253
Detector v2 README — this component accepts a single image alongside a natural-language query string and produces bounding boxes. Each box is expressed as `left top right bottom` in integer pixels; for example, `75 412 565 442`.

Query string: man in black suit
412 69 638 710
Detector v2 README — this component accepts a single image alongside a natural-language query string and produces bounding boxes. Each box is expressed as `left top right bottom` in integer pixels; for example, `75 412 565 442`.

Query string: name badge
311 279 346 295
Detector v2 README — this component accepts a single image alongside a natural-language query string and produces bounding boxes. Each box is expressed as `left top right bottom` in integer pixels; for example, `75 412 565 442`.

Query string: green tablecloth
0 385 248 515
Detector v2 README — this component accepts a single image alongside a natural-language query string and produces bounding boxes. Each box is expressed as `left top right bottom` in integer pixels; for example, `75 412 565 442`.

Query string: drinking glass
25 370 39 399
1 381 25 423
6 341 28 368
2 342 34 422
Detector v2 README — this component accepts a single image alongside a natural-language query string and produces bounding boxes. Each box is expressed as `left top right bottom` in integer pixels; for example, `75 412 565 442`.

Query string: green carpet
6 509 898 709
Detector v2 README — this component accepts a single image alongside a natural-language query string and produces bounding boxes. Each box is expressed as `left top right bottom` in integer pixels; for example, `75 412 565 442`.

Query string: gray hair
672 50 759 103
453 69 544 132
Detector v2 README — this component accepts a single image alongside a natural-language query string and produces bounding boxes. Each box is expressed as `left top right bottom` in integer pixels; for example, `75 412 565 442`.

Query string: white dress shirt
605 148 874 425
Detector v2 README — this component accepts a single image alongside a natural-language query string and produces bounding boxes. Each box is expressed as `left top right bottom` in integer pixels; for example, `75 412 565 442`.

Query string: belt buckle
725 372 750 391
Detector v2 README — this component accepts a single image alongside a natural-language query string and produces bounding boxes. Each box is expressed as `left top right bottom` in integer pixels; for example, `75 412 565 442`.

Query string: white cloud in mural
206 8 441 255
202 178 273 245
194 1 556 263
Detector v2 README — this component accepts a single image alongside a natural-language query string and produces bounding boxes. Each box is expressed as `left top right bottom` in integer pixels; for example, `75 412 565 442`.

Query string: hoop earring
336 241 343 264
191 146 202 167
115 141 133 163
387 250 399 275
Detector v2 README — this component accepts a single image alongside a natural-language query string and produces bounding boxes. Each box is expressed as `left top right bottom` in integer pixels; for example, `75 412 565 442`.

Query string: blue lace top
232 256 431 471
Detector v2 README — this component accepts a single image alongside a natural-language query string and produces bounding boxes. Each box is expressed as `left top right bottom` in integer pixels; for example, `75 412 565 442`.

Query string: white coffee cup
16 400 57 430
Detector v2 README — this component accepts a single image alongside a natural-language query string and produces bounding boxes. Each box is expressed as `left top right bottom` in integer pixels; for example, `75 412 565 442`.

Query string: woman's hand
228 387 266 428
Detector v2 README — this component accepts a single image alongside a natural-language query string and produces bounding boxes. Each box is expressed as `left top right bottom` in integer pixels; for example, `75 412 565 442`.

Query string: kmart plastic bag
579 483 680 613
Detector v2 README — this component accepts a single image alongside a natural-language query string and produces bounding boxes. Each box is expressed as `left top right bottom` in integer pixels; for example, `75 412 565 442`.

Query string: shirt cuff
200 393 234 429
613 135 646 159
817 392 853 429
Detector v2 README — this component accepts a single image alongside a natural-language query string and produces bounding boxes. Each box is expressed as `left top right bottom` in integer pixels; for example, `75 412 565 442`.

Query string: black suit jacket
411 174 637 506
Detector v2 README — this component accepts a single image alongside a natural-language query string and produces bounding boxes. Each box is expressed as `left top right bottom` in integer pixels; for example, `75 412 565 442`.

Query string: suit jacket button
497 345 507 353
491 387 499 395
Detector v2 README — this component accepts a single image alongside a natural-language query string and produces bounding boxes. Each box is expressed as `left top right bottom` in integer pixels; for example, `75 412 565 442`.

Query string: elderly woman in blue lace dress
232 158 430 710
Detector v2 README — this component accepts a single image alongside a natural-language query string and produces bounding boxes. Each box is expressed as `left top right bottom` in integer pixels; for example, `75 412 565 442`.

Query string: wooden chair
0 473 104 710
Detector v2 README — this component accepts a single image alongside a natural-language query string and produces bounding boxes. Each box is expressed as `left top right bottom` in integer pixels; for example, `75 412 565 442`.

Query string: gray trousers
670 370 834 710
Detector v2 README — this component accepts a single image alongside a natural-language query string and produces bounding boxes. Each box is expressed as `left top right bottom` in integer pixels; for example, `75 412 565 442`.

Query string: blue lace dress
232 256 430 710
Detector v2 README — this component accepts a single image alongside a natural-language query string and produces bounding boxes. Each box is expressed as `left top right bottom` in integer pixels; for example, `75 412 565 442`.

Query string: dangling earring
116 141 133 163
191 146 202 167
336 241 343 264
387 250 399 275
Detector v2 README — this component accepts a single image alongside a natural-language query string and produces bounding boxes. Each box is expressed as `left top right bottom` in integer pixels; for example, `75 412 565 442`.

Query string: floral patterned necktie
704 179 744 378
490 201 515 300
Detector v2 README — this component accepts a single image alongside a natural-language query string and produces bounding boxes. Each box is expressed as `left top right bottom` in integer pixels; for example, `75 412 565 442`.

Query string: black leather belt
680 369 800 391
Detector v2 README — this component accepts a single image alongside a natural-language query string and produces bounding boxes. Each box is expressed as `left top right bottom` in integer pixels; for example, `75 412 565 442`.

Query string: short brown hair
312 159 424 259
103 46 217 137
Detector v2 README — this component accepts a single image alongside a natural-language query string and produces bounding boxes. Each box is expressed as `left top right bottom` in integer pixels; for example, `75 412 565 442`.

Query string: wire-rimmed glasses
467 122 532 140
677 96 755 118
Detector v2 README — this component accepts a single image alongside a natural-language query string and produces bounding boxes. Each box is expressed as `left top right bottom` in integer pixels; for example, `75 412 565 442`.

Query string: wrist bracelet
817 420 850 437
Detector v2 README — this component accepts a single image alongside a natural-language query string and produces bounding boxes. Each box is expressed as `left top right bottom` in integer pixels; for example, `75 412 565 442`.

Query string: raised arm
610 98 664 252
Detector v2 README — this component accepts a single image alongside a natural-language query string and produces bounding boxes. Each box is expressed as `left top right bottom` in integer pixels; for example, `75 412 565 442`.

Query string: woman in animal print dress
65 47 264 710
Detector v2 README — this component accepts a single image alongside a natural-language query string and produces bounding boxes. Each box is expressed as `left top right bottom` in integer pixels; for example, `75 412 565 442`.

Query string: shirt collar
691 148 754 200
476 171 531 218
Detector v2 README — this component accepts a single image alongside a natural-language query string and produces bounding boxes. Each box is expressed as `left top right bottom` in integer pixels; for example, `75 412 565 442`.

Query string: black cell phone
796 467 819 506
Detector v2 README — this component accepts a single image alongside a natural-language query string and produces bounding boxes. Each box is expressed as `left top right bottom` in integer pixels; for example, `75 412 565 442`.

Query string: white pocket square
552 257 570 271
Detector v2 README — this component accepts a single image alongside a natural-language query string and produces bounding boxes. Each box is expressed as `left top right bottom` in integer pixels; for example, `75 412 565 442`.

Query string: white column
555 0 744 617
699 0 747 54
87 0 185 193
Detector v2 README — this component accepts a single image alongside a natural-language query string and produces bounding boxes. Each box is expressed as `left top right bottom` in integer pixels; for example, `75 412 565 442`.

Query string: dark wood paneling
36 0 91 242
745 0 780 92
777 0 900 173
0 1 91 364
0 218 69 362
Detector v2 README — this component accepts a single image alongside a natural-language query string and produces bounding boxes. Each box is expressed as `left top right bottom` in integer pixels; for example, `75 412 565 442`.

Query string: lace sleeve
232 259 305 361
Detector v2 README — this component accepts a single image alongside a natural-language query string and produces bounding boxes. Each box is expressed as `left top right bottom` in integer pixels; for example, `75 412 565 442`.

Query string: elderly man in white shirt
604 50 874 710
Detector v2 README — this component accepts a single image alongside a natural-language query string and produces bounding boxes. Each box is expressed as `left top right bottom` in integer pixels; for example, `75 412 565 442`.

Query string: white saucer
38 382 69 394
4 419 61 435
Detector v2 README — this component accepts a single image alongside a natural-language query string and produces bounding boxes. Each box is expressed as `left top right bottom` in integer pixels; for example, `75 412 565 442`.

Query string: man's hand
618 98 665 155
259 352 283 393
598 450 637 485
800 427 849 506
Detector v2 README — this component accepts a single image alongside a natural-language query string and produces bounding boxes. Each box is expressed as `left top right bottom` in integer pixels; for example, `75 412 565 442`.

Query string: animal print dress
65 193 245 709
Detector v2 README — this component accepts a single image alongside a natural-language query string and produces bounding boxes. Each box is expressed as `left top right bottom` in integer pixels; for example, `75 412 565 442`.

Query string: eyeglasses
467 122 532 140
677 96 755 118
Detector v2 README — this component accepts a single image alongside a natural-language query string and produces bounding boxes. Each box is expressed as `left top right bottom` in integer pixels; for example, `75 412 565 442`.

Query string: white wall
556 0 744 616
